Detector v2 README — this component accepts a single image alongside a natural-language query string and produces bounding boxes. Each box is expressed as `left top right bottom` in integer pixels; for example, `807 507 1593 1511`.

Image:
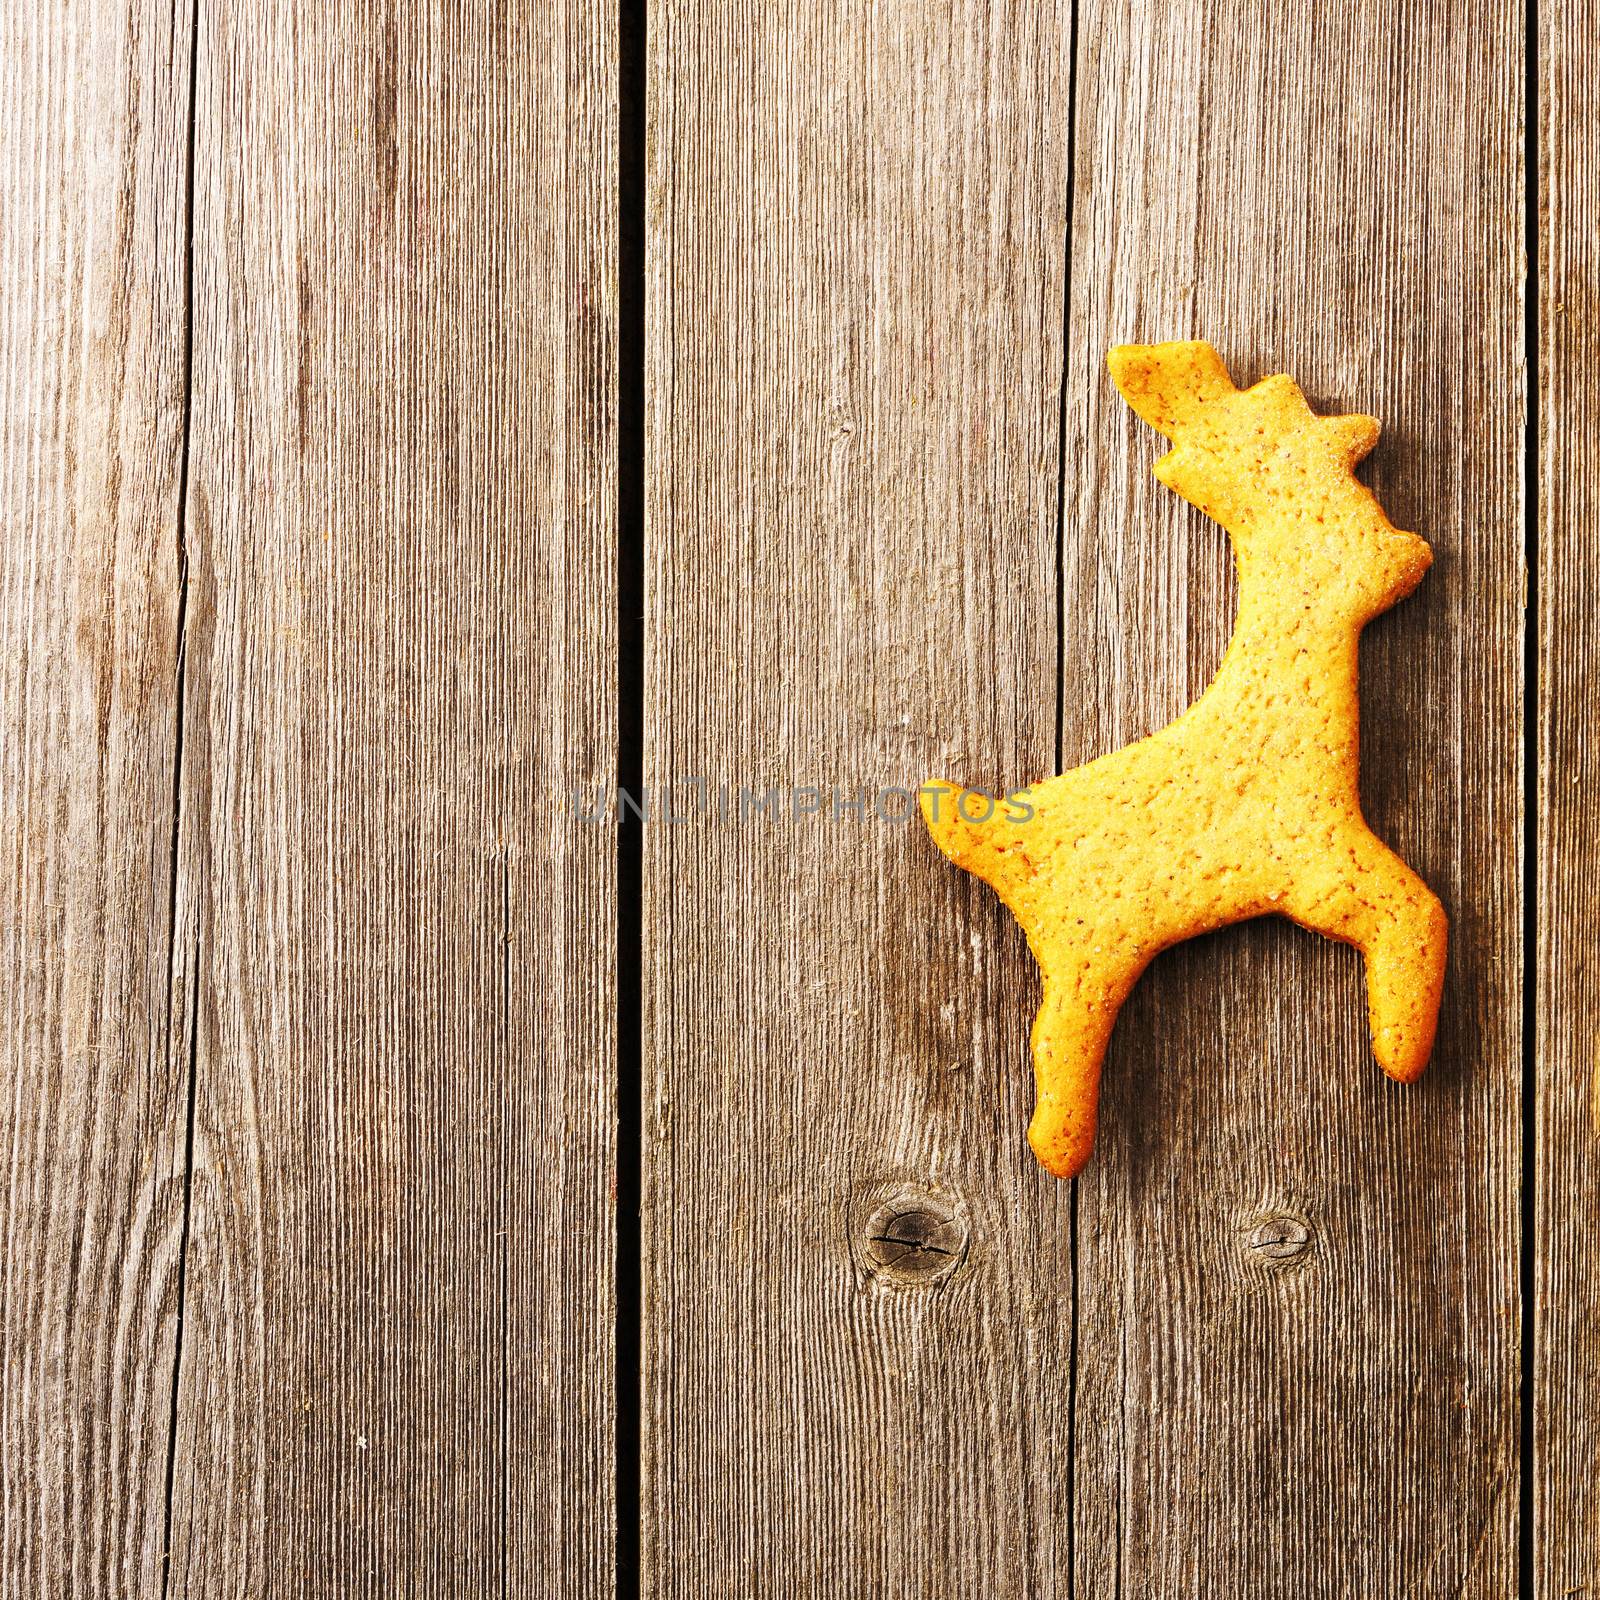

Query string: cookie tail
919 780 1011 886
1107 340 1236 437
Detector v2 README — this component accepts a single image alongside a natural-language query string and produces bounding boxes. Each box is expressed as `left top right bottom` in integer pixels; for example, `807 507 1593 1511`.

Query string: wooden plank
0 0 195 1592
643 6 1073 1594
1536 4 1600 1593
162 2 616 1590
1064 3 1523 1595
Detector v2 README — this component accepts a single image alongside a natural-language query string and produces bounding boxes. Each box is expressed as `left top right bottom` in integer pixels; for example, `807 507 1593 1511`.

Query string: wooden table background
0 0 1589 1595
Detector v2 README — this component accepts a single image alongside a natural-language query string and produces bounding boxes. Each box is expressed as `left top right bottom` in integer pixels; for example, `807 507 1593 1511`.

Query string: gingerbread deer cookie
922 341 1447 1179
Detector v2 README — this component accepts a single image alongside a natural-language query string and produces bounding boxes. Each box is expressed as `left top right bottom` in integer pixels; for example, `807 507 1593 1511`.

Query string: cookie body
923 341 1447 1180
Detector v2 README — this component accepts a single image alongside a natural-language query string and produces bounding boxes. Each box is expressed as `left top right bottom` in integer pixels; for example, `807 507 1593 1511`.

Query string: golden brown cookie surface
922 341 1447 1180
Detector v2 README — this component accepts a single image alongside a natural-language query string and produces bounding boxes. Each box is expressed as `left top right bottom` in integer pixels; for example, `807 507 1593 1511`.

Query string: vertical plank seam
617 0 647 1591
158 962 199 1595
500 854 511 1600
1520 0 1540 1588
157 0 204 1590
1053 3 1083 1595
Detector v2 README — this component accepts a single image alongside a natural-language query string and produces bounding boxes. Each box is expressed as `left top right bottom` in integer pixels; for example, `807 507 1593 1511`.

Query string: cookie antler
1110 341 1432 614
923 341 1447 1179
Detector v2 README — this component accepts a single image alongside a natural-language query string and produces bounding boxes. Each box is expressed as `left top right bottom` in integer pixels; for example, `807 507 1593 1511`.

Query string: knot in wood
1246 1215 1312 1263
860 1193 967 1287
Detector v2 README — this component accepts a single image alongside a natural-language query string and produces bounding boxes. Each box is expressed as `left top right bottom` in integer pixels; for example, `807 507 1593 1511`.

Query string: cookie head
1109 341 1433 617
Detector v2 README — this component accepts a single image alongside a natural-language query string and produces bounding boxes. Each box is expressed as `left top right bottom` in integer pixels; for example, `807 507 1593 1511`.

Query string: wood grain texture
0 0 194 1593
1064 3 1522 1595
643 4 1074 1594
161 2 616 1591
645 2 1526 1596
0 4 1543 1594
1536 3 1599 1593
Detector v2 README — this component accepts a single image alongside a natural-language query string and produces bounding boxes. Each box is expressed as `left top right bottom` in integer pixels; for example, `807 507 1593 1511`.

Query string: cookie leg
1287 830 1448 1082
1026 964 1130 1180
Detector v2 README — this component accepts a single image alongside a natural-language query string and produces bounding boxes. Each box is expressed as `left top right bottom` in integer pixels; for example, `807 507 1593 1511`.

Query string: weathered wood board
0 2 195 1593
642 2 1075 1593
164 3 616 1593
1536 1 1599 1593
645 1 1523 1596
1064 4 1524 1597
